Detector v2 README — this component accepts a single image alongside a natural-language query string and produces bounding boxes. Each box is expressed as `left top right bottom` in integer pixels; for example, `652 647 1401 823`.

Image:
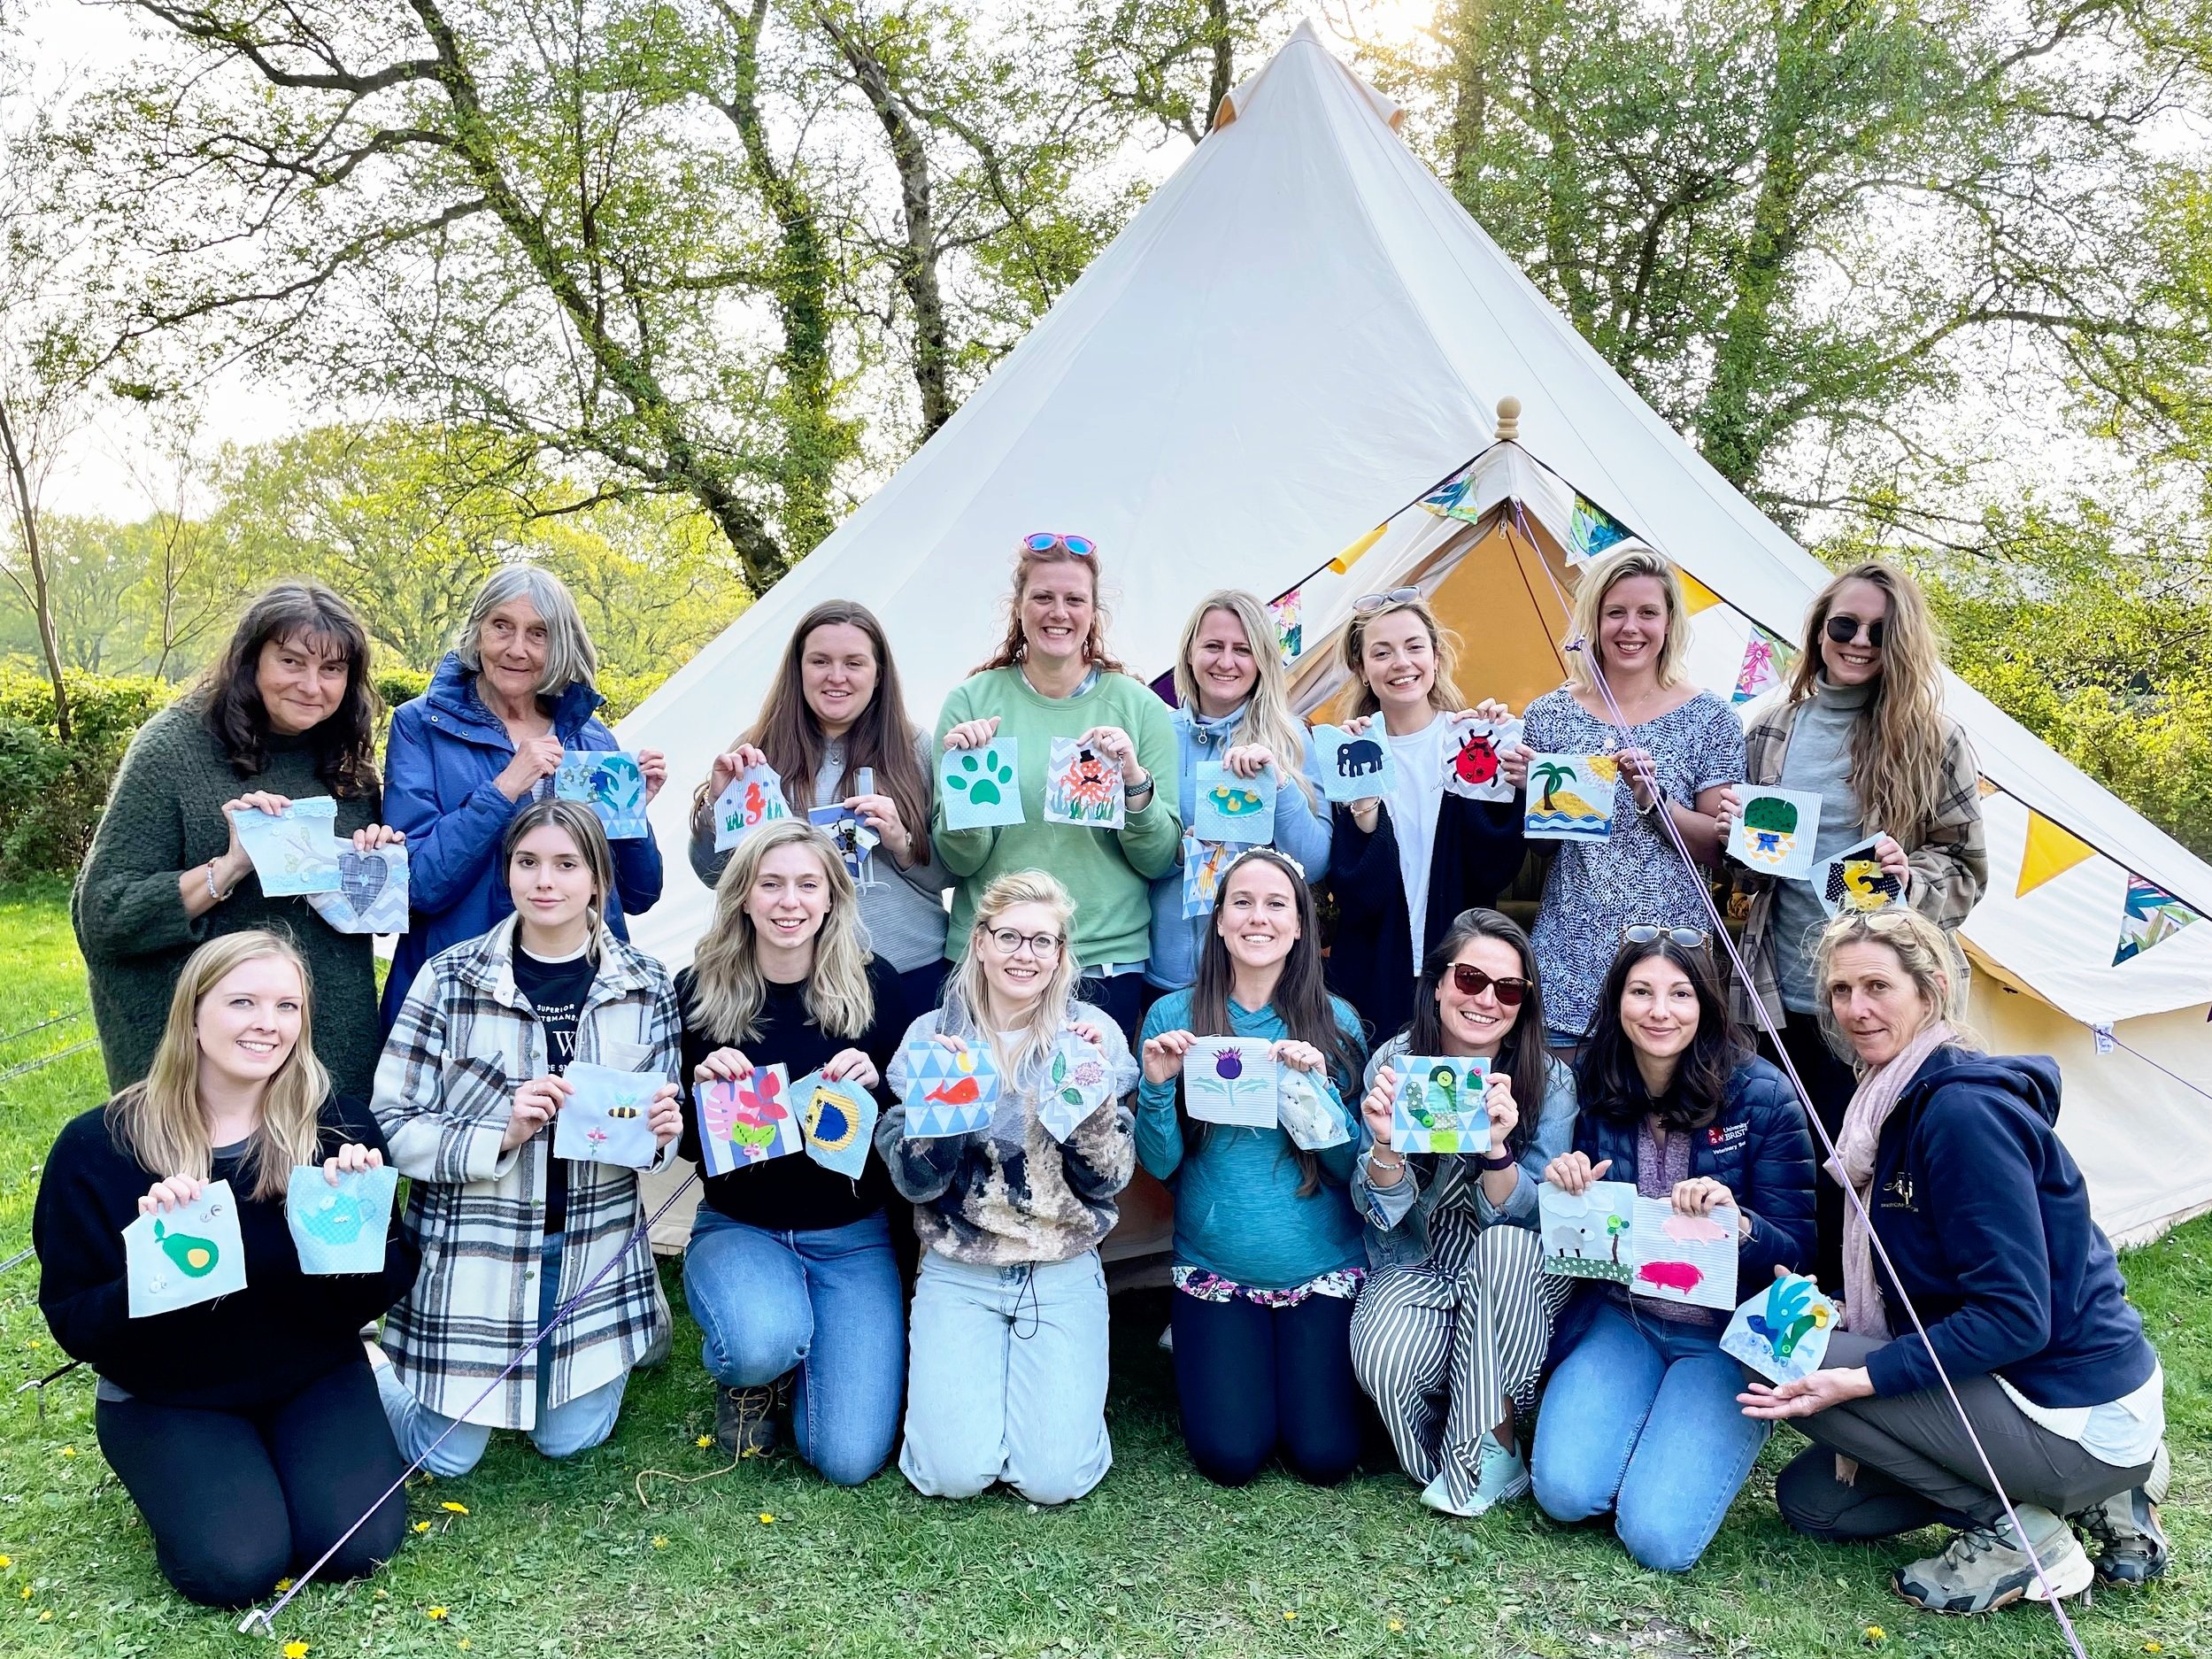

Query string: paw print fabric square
940 736 1026 830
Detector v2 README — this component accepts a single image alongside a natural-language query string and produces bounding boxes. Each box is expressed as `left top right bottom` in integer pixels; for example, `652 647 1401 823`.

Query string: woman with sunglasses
1518 547 1741 1048
1322 591 1525 1046
877 869 1139 1505
1145 590 1332 997
935 535 1180 1041
1714 561 1985 1292
1348 909 1578 1516
1137 849 1367 1487
1528 929 1813 1571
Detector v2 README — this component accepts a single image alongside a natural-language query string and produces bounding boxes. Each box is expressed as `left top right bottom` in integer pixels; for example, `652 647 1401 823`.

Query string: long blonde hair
1335 594 1467 721
944 870 1081 1081
1172 590 1316 807
1812 907 1979 1065
106 931 330 1202
1787 562 1952 845
1567 545 1692 693
686 821 875 1045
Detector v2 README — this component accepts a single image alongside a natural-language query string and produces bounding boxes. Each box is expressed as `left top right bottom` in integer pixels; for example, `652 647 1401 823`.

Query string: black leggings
1169 1287 1362 1487
95 1358 409 1608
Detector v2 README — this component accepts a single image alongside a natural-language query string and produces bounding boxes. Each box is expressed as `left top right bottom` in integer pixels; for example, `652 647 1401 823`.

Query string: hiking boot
2072 1445 2171 1586
714 1384 780 1457
1892 1506 2093 1614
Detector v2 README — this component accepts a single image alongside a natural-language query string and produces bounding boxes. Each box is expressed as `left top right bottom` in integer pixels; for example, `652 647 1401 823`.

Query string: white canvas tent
624 20 2212 1244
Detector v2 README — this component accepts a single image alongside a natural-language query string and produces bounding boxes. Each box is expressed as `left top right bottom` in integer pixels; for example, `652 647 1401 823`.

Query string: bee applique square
552 1061 662 1169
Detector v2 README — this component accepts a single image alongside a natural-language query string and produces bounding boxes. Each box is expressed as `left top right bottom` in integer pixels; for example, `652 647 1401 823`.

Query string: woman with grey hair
379 565 667 1032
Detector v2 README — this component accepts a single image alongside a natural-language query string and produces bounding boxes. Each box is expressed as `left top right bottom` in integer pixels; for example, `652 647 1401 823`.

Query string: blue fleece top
1136 990 1367 1290
1858 1046 2156 1408
1145 705 1334 992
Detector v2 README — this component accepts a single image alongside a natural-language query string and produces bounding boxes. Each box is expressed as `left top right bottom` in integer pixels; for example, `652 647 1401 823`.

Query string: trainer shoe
714 1384 780 1457
1892 1505 2093 1614
2072 1445 2171 1586
1417 1432 1530 1518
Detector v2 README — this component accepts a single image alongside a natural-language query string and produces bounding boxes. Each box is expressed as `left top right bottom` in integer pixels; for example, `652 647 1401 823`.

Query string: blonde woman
372 798 682 1476
35 931 416 1607
1519 547 1741 1045
875 869 1139 1504
1715 560 1987 1289
1321 592 1526 1044
676 822 904 1480
1145 590 1332 995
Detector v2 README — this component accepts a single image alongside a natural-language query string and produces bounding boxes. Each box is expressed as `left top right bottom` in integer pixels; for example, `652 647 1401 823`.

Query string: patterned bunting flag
1731 625 1792 705
1268 587 1303 664
1567 493 1632 564
1417 465 1482 521
2113 875 2201 965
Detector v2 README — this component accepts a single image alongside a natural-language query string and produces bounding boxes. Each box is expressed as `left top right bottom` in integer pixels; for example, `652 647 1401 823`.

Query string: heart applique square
339 849 389 912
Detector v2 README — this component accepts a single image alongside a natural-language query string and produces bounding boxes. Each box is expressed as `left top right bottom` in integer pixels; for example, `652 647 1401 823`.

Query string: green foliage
0 670 173 879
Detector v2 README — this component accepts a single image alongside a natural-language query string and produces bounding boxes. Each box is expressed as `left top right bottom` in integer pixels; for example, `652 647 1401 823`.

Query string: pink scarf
1831 1021 1954 1339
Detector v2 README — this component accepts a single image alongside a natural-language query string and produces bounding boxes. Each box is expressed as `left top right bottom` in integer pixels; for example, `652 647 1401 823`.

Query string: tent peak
1214 20 1405 133
1495 396 1522 442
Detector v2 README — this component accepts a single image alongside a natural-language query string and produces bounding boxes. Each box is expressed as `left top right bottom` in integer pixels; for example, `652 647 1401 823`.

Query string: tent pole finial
1496 397 1522 442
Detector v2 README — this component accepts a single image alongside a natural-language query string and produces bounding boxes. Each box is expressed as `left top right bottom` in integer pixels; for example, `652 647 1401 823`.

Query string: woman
689 600 952 1027
1322 593 1524 1044
381 566 667 1031
1145 592 1332 996
371 798 682 1475
34 931 416 1607
677 821 904 1482
1136 848 1366 1486
1519 548 1742 1046
1745 909 2168 1614
1529 930 1813 1571
1717 561 1987 1291
875 870 1138 1504
74 581 403 1098
935 536 1180 1039
1348 908 1578 1516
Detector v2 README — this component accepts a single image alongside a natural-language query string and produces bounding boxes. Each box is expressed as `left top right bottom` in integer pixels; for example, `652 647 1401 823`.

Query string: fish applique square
900 1041 998 1138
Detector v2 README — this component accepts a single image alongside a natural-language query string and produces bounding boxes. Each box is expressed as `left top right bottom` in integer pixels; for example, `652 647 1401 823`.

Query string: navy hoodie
1859 1046 2155 1408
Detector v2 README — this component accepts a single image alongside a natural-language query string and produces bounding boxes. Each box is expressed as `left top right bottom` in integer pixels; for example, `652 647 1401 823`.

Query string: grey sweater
1772 676 1873 1011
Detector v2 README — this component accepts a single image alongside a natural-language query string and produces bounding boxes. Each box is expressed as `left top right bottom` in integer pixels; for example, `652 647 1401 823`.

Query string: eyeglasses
1823 613 1885 648
1353 586 1419 615
1622 924 1709 949
1449 964 1529 1006
984 927 1064 959
1022 533 1097 558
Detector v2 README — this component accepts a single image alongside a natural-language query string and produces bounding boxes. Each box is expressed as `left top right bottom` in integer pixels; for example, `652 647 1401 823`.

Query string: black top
34 1092 419 1412
515 944 596 1235
675 957 901 1232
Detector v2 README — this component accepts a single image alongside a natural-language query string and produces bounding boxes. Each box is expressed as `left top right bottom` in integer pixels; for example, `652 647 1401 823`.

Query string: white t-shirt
1383 714 1453 973
1998 1362 2165 1469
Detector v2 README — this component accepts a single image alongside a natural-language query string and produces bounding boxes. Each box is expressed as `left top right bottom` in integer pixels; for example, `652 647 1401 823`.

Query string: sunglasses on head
1353 586 1420 615
1448 963 1529 1006
1622 924 1709 949
1823 613 1885 648
1022 533 1097 558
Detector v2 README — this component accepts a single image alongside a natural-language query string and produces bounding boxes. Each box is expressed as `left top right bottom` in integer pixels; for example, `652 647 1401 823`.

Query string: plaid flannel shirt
1732 698 1988 1028
374 915 680 1429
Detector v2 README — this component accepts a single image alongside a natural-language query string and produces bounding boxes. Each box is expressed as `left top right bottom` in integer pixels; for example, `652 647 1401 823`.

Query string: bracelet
1125 775 1155 802
204 860 232 903
1478 1148 1516 1171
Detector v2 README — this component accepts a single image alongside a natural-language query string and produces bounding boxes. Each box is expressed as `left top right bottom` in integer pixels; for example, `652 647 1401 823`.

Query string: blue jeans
374 1233 628 1478
682 1207 905 1486
900 1251 1111 1504
1530 1298 1769 1571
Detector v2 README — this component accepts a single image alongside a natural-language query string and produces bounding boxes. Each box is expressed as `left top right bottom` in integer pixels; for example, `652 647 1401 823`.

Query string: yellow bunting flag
2016 811 2097 899
1676 568 1724 617
1328 522 1389 575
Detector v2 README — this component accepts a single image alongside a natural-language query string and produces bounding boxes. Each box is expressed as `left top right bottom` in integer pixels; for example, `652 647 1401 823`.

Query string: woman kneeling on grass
371 798 682 1475
876 870 1138 1504
35 931 417 1607
1137 847 1368 1487
1743 907 2170 1615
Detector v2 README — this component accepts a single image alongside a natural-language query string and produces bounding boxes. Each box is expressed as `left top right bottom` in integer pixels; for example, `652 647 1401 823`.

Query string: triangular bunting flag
2015 812 2098 899
1328 521 1390 574
1566 493 1632 564
1730 625 1792 705
1676 568 1724 616
1417 465 1484 523
1268 587 1303 664
2114 876 2201 966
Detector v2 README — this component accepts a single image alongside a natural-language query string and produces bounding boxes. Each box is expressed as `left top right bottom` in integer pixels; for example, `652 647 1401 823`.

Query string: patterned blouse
1521 688 1744 1039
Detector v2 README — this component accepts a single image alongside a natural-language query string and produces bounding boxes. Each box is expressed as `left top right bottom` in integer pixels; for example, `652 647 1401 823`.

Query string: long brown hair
1576 935 1746 1130
1334 593 1466 721
106 931 329 1201
686 821 875 1045
1786 562 1954 845
972 540 1126 675
1184 848 1358 1194
197 580 381 798
692 600 929 834
500 798 615 957
1401 908 1554 1160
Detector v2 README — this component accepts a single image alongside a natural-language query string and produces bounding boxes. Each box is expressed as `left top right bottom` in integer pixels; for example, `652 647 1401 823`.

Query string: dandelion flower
427 1607 448 1620
412 1521 432 1534
652 1536 669 1550
35 1610 50 1624
283 1643 310 1659
59 1447 74 1458
1389 1620 1405 1633
274 1578 294 1592
1863 1626 1886 1644
1282 1610 1296 1622
0 1555 10 1569
696 1435 713 1448
459 1643 471 1652
441 1501 469 1515
2144 1647 2163 1655
18 1586 29 1601
759 1513 775 1524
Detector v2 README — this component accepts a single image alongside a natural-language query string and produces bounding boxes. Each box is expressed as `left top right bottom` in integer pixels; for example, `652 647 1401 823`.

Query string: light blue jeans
899 1250 1112 1505
374 1233 628 1478
1530 1297 1769 1572
682 1207 905 1486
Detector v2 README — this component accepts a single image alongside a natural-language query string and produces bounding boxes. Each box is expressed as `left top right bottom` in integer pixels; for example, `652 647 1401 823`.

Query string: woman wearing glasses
1529 928 1813 1571
935 535 1181 1040
876 871 1139 1504
1322 591 1526 1046
1145 590 1332 997
1715 562 1986 1292
1518 547 1741 1047
1347 910 1578 1516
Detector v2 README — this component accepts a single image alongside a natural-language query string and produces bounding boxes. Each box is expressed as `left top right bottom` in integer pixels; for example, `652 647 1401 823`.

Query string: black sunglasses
1823 613 1885 648
1622 924 1708 949
1448 964 1529 1007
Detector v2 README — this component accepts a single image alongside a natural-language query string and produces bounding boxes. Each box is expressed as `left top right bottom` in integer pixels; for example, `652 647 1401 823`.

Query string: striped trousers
1350 1215 1569 1512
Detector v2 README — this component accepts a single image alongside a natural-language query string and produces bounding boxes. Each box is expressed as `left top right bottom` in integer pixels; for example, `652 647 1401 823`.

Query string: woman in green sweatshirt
933 534 1181 1040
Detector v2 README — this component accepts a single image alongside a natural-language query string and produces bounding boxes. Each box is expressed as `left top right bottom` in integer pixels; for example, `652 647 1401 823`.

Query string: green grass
0 876 2200 1658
